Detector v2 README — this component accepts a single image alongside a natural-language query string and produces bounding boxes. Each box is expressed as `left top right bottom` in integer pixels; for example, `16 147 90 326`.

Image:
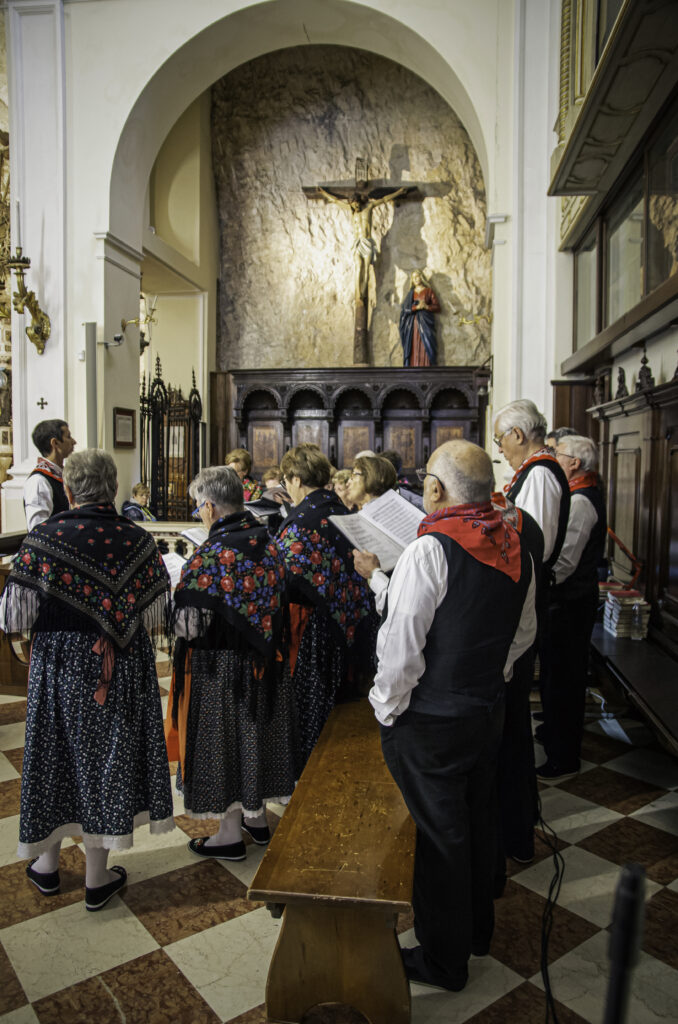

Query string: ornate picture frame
113 407 136 449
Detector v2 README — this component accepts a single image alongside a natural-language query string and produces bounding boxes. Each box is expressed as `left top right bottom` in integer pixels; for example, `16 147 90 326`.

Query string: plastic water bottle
630 603 644 640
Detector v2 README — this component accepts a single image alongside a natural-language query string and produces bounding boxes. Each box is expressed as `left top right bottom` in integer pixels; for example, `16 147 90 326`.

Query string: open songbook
330 488 425 572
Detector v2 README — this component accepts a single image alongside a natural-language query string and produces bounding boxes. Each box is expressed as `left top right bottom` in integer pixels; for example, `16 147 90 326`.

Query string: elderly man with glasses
536 435 607 781
354 440 536 992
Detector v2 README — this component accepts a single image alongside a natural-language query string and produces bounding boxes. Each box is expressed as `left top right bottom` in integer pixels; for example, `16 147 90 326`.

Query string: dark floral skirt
18 630 174 857
178 649 300 818
293 608 347 768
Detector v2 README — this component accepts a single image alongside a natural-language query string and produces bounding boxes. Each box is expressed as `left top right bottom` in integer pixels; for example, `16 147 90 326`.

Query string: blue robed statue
399 269 440 367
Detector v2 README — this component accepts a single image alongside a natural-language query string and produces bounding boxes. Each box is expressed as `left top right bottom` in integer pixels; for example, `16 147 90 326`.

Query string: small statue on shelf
636 350 655 392
615 367 629 399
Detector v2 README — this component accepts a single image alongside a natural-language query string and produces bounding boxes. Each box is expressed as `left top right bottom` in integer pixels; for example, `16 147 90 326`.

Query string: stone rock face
212 45 490 370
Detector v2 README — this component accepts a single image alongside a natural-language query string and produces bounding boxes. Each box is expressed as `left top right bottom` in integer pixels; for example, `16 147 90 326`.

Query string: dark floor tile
2 747 24 774
491 879 599 978
0 941 28 1015
580 731 633 765
0 778 22 818
0 844 86 927
465 980 589 1022
506 827 568 878
559 766 666 814
33 949 220 1024
0 700 27 725
642 888 678 970
175 806 282 845
579 818 678 885
121 859 258 944
158 684 169 695
223 1007 267 1024
168 759 178 777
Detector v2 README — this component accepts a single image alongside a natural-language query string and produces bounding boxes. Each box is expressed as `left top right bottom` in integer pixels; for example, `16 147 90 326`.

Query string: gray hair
62 449 117 505
494 399 548 442
557 434 599 472
189 466 243 513
547 426 578 443
430 446 494 504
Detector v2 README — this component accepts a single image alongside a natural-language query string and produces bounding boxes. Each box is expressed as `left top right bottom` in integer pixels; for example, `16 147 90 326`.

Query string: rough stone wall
212 46 491 370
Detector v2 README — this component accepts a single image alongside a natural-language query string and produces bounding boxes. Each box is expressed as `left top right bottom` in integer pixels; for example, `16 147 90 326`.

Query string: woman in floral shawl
167 466 298 861
277 444 372 765
0 450 173 911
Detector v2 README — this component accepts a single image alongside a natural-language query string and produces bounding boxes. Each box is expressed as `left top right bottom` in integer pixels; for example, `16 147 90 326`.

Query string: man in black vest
538 434 606 780
354 440 536 991
23 419 76 530
492 399 570 867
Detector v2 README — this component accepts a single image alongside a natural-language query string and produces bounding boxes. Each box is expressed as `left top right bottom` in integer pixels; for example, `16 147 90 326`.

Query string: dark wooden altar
210 367 490 475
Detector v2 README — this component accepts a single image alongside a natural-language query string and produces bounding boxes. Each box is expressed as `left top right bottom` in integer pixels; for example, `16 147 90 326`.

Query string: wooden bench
590 622 678 755
248 699 415 1024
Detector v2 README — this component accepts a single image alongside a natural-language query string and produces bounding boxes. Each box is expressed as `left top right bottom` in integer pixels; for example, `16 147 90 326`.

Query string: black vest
25 468 69 518
554 485 607 600
409 532 533 718
507 458 570 571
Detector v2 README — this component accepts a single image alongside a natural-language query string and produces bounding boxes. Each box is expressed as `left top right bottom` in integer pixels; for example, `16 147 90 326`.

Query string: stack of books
603 589 651 638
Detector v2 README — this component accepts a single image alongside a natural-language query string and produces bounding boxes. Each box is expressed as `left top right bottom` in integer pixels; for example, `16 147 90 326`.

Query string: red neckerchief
35 456 63 483
417 501 522 582
504 447 559 494
569 471 599 493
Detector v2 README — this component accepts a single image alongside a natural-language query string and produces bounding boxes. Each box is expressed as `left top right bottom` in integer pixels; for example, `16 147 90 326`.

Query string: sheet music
358 488 424 546
329 514 404 573
162 551 187 589
181 526 208 547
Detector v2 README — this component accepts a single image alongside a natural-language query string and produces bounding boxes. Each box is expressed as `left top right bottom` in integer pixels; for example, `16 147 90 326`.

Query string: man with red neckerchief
537 435 606 781
353 440 536 992
24 419 76 530
492 399 570 871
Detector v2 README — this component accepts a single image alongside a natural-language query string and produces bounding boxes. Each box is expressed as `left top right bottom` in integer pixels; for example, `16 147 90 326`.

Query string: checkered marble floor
1 669 678 1023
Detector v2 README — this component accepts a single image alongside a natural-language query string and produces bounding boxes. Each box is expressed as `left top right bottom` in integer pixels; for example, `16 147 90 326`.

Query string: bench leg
265 903 410 1024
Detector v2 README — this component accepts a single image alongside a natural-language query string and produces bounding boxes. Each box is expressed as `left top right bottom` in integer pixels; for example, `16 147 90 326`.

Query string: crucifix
303 159 420 364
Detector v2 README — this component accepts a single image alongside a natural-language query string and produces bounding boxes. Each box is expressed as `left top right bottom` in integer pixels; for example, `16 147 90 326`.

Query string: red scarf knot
504 448 560 495
417 501 522 581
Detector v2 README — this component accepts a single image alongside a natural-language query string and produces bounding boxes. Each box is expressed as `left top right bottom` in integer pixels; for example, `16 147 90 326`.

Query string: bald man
354 440 536 992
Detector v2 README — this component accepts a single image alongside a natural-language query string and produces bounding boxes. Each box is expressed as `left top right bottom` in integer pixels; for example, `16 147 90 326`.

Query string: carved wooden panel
339 423 373 468
608 423 643 583
431 423 464 448
383 423 419 471
292 419 329 450
249 423 282 473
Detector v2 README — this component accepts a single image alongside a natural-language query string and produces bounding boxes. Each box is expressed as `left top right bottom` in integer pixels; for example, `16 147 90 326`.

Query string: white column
2 0 66 531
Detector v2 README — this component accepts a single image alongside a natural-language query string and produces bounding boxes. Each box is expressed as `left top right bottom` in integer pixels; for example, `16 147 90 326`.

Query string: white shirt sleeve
23 474 54 531
368 535 448 727
514 465 564 563
503 557 537 681
368 569 390 615
553 493 598 584
0 584 40 634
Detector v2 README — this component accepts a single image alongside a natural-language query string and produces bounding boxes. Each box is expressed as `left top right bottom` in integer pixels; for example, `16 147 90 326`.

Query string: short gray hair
494 399 548 442
62 449 117 505
430 446 494 504
557 434 599 472
189 466 243 513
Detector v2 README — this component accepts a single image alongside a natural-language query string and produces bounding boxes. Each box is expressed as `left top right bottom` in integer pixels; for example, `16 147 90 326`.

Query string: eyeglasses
493 428 514 448
350 470 363 478
191 499 210 520
415 468 444 487
556 452 578 461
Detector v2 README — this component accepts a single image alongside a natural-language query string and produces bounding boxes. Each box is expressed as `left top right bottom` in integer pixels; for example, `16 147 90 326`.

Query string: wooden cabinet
210 367 490 476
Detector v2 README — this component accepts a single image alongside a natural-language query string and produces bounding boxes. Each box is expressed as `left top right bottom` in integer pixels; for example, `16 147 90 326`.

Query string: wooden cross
36 397 47 409
303 159 420 364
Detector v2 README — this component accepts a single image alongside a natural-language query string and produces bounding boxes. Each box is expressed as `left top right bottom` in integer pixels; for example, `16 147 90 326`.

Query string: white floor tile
606 748 678 790
0 752 19 782
165 905 281 1020
538 787 622 844
0 1007 41 1024
0 723 25 752
218 841 268 890
531 930 678 1023
0 899 158 1002
0 696 25 706
514 846 661 928
105 821 198 884
631 791 678 837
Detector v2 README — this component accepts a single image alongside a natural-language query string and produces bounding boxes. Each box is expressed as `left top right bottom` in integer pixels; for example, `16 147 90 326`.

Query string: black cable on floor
536 791 565 1024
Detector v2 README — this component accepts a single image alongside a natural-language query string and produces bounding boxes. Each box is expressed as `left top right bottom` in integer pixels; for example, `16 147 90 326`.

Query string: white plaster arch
108 0 491 251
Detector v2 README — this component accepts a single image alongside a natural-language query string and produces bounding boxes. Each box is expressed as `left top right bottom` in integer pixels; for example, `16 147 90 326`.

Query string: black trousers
381 701 505 980
496 646 538 863
541 588 599 768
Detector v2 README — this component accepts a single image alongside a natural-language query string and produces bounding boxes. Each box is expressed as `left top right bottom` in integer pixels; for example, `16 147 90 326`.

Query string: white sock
243 809 267 829
204 808 241 846
84 845 119 888
32 841 61 874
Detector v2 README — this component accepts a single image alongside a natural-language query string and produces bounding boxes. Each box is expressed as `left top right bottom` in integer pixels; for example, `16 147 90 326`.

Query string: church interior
1 0 678 1021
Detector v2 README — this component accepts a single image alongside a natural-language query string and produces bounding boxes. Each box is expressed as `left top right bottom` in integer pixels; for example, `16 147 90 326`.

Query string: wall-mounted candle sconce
121 293 158 335
1 202 51 354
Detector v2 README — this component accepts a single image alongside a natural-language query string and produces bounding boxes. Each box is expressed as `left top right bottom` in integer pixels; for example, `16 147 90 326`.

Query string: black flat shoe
26 860 60 895
401 945 468 992
241 814 271 846
188 837 247 861
85 866 127 912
